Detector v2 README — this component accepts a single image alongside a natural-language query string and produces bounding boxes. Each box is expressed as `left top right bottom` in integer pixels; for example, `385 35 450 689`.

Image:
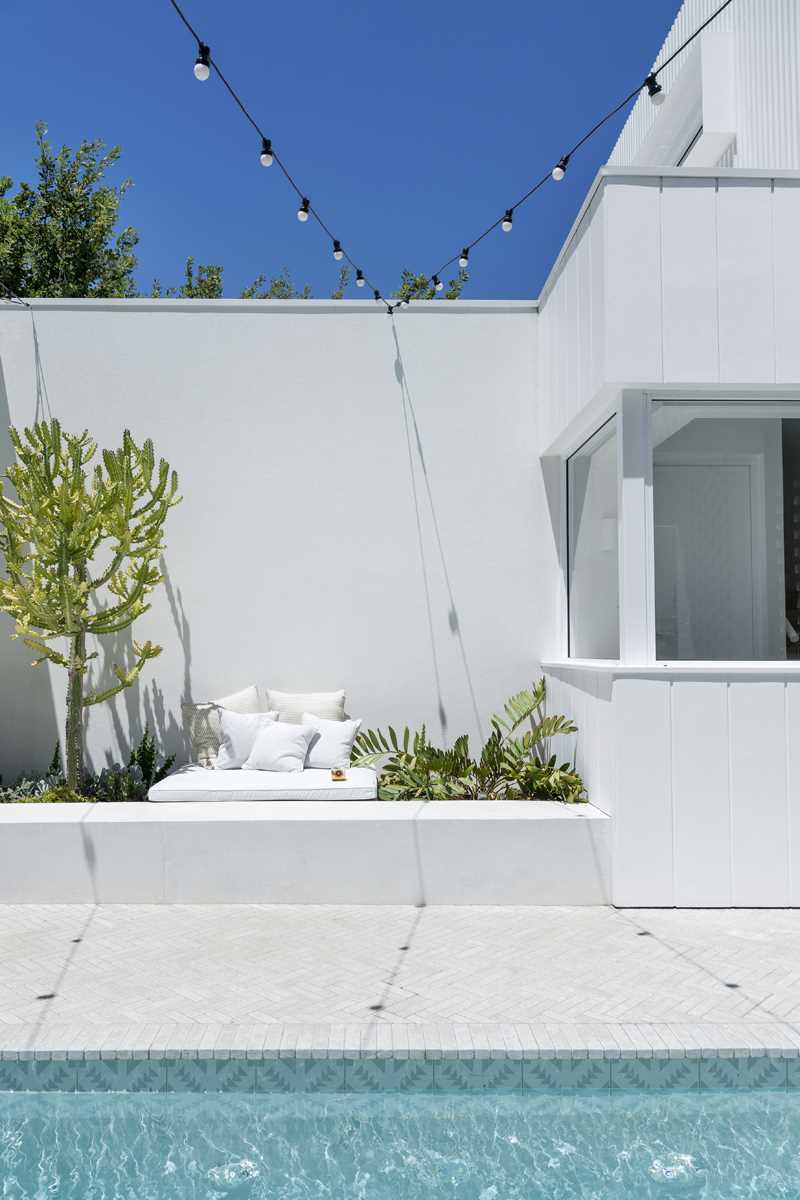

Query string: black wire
168 0 737 310
428 0 738 283
167 0 391 309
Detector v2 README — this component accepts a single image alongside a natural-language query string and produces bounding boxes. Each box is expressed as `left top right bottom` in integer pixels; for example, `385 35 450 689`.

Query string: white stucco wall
0 300 556 780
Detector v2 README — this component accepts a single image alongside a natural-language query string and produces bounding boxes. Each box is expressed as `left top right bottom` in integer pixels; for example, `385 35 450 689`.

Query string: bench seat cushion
148 764 378 802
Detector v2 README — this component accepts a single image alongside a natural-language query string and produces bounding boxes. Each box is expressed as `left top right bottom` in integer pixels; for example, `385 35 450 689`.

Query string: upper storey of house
609 0 800 170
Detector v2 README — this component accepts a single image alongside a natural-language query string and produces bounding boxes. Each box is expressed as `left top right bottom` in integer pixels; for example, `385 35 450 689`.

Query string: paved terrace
2 904 800 1060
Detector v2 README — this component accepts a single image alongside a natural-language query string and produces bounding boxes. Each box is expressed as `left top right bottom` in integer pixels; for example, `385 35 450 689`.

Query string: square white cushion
183 685 267 767
215 709 278 770
243 723 316 773
266 689 345 724
302 713 362 770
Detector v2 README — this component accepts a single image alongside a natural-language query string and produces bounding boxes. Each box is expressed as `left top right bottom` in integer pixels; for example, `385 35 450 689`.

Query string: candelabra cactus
0 420 180 790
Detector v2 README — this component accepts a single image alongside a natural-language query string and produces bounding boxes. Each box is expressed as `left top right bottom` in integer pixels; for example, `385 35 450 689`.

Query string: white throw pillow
243 723 316 773
215 709 278 770
302 714 362 770
183 685 266 767
266 689 346 725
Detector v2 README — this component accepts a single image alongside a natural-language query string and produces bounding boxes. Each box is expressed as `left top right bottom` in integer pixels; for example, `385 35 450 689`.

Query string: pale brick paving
1 904 800 1058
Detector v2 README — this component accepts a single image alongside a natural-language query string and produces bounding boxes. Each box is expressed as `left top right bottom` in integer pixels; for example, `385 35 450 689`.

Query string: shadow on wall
84 557 193 770
0 345 61 783
389 318 484 747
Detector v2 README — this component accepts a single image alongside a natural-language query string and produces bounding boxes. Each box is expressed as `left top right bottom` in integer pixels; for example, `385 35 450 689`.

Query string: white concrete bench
0 800 610 905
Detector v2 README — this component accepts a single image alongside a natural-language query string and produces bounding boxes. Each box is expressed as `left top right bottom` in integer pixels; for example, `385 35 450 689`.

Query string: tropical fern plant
352 679 585 803
0 420 180 790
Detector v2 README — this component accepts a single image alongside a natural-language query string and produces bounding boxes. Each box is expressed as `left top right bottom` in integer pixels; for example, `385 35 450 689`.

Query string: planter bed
0 799 609 905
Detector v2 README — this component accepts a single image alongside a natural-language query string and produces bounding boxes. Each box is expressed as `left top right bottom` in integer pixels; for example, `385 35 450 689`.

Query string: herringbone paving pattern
2 904 800 1058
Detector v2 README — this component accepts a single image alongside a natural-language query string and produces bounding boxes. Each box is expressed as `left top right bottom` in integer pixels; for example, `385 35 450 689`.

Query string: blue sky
2 0 680 299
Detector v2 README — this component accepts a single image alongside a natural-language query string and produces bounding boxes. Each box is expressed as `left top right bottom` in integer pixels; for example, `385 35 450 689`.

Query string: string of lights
168 0 737 315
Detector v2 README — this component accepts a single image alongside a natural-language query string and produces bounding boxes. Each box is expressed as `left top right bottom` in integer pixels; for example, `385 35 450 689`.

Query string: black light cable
168 0 392 309
426 0 738 286
168 0 737 312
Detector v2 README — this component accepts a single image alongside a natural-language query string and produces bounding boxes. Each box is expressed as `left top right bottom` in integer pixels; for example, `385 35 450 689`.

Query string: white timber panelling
610 0 800 171
671 681 730 905
716 179 775 383
545 665 800 906
773 179 800 382
613 678 673 906
602 178 663 384
729 681 788 906
660 177 718 381
544 667 615 817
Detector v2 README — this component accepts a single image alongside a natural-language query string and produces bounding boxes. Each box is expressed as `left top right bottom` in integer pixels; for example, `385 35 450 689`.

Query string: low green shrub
352 678 586 803
0 729 175 803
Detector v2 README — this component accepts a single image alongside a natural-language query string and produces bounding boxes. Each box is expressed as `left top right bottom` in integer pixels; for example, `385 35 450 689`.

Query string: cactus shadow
0 351 61 783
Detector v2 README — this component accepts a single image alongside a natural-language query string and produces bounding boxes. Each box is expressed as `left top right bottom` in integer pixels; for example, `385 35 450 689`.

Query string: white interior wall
0 300 561 781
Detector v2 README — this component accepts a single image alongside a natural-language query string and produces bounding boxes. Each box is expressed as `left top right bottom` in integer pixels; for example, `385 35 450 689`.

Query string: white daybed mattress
148 764 378 802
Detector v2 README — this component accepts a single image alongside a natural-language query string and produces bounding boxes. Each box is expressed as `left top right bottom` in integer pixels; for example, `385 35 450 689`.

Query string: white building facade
1 0 798 905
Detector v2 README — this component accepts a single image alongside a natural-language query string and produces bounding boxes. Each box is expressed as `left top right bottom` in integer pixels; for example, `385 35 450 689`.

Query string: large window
567 418 619 659
652 401 800 661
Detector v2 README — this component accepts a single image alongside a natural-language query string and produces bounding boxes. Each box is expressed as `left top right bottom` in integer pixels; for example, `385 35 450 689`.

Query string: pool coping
1 1055 800 1093
4 1022 800 1090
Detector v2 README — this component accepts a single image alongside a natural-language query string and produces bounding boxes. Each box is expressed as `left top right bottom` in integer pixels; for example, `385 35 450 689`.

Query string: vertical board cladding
613 677 673 906
602 177 663 384
670 680 731 905
609 0 800 171
660 177 718 381
552 668 800 907
539 172 799 444
729 680 789 906
715 178 775 383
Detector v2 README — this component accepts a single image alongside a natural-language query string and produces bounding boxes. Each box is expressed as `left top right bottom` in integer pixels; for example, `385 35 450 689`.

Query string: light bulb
260 137 273 167
297 198 310 222
645 73 665 105
194 43 210 81
356 269 365 287
433 275 443 292
459 248 469 268
552 155 569 181
333 240 343 261
501 209 513 233
374 289 381 302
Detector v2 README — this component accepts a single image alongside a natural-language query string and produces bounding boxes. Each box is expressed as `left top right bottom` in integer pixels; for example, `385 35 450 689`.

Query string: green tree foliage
240 266 313 299
151 256 224 299
394 268 469 302
0 123 138 298
0 420 180 789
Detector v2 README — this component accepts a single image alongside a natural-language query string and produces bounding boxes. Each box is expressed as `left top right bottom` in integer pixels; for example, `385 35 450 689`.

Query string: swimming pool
2 1089 800 1198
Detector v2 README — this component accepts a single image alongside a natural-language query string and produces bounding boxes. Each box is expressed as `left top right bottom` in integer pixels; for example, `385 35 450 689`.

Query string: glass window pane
567 419 619 659
652 401 800 661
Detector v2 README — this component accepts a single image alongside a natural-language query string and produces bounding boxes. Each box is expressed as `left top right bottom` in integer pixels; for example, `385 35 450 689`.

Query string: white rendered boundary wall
0 801 610 905
0 299 550 781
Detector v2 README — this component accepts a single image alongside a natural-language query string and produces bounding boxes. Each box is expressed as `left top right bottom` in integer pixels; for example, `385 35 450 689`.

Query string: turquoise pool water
2 1089 800 1198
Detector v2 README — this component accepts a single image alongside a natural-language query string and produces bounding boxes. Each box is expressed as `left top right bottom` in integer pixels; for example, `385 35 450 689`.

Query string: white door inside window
654 456 769 660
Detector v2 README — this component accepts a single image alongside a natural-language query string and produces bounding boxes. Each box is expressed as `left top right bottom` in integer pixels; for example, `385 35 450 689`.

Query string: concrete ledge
0 800 610 904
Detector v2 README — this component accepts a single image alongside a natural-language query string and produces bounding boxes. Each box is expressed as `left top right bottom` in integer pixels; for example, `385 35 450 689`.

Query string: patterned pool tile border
0 1056 798 1093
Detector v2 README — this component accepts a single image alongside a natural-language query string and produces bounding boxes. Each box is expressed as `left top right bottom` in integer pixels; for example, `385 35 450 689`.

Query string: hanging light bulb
501 209 513 233
374 289 381 302
259 137 273 167
332 240 344 261
193 43 211 81
459 248 469 269
552 155 569 181
433 275 443 292
356 269 365 288
297 197 310 222
645 73 665 105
